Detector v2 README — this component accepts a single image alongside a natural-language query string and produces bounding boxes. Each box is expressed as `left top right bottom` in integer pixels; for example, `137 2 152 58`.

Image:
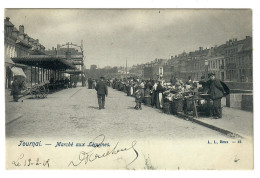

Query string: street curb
175 112 244 139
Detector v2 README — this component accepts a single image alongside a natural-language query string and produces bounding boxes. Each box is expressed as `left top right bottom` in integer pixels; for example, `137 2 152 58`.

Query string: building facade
4 17 46 88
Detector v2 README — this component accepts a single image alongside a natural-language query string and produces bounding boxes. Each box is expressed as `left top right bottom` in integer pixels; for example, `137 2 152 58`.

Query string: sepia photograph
4 8 254 170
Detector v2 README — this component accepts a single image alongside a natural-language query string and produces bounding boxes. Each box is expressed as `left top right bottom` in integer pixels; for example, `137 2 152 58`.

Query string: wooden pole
34 67 37 85
43 68 45 82
31 66 32 87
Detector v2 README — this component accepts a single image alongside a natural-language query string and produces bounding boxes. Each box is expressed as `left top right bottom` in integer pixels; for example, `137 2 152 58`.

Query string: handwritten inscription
68 134 138 167
12 153 50 168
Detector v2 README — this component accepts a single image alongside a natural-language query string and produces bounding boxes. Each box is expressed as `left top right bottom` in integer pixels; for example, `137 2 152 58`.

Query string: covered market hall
11 55 78 90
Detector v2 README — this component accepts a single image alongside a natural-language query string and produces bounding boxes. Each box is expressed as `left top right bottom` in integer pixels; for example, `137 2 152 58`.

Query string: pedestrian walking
207 73 225 119
95 76 108 110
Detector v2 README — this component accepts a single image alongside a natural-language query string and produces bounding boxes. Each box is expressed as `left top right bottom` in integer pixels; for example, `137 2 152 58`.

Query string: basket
171 99 184 114
163 102 171 114
144 96 151 106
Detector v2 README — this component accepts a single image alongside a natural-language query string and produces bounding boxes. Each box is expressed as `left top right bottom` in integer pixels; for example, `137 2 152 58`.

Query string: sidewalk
177 106 253 139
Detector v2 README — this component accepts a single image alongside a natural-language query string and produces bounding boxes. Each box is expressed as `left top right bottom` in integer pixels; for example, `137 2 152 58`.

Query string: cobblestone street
5 86 254 170
6 85 232 140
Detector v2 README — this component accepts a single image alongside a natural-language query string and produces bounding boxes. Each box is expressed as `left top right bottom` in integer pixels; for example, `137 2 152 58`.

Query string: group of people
107 73 228 119
10 71 228 120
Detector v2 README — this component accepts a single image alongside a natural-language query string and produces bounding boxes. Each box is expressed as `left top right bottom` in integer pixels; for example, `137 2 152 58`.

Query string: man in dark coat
11 78 21 102
95 76 108 110
207 73 225 119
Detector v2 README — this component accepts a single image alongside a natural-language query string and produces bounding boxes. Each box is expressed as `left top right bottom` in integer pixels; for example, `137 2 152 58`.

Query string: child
134 86 144 110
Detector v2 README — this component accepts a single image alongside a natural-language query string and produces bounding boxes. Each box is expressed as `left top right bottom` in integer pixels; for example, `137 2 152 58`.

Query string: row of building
4 17 84 89
129 36 252 84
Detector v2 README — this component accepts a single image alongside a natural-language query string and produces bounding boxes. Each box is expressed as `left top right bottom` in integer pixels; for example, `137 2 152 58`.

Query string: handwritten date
12 153 50 168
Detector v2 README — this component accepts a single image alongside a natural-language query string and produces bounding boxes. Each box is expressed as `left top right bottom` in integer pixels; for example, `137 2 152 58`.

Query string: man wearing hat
207 73 225 119
95 76 108 110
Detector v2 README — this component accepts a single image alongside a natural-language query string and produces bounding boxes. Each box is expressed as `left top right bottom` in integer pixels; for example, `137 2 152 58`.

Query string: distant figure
82 74 86 87
95 77 108 110
92 80 97 89
65 77 70 89
207 73 225 119
11 78 21 102
134 85 144 110
88 78 93 89
156 80 165 109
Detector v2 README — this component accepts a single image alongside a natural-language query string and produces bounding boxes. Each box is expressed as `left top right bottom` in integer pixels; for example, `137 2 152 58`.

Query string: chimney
52 47 54 51
57 44 61 50
36 39 39 44
19 25 24 34
171 56 174 60
199 47 203 51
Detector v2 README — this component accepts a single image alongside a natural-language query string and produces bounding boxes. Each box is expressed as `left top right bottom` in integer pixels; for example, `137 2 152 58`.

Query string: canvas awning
5 57 15 65
11 55 77 70
10 66 26 77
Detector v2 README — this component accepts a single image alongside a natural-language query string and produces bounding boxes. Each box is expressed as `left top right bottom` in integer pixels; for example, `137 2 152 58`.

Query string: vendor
207 73 225 119
156 80 165 109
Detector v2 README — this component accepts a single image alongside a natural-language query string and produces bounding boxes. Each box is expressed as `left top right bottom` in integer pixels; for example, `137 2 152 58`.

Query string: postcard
4 9 253 170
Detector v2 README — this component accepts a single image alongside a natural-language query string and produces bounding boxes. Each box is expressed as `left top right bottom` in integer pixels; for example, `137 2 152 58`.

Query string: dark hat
208 73 215 77
100 76 105 79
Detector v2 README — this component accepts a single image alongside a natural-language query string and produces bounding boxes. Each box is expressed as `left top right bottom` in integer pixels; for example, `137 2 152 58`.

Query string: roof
4 18 14 27
65 69 82 74
16 39 32 48
11 55 77 70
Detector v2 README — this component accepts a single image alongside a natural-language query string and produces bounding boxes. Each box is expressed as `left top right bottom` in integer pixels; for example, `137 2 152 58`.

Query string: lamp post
205 60 209 79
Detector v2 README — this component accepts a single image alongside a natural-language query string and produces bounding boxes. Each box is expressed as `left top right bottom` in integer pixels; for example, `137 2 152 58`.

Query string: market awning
10 66 26 77
5 56 14 65
11 55 77 70
65 69 82 74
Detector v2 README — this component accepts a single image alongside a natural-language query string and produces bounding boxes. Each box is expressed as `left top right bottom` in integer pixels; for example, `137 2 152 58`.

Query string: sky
5 9 252 68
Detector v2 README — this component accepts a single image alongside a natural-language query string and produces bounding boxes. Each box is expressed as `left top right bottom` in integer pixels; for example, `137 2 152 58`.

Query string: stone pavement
5 85 253 140
193 107 253 139
5 85 231 140
177 107 253 139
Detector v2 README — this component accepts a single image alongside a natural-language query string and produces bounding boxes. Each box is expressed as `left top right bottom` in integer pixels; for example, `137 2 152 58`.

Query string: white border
1 0 259 178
